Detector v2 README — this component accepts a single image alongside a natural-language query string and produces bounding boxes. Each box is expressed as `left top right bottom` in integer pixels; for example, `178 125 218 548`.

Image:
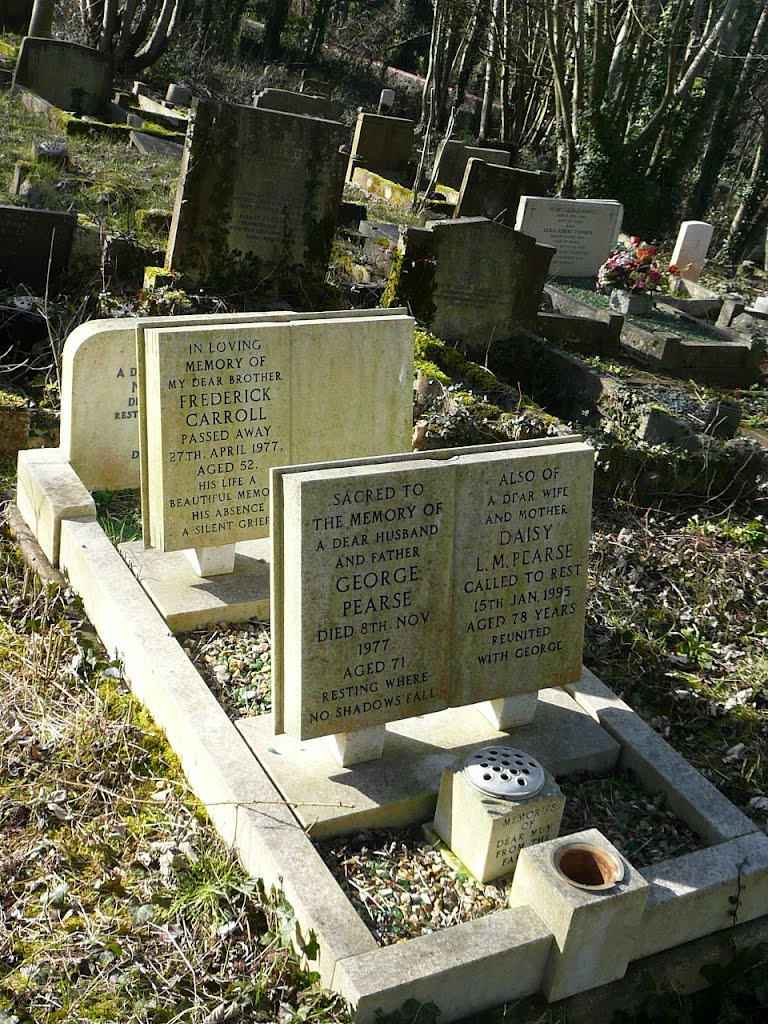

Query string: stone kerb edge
24 463 766 1019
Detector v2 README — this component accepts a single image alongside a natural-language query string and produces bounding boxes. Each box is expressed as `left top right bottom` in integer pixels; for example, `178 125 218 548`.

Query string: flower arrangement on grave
597 237 680 295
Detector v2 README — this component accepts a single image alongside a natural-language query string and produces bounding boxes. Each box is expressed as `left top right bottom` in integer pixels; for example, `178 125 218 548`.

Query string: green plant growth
94 489 143 544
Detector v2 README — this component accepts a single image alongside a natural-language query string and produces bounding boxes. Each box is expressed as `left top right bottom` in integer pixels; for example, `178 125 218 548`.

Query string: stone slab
515 197 623 277
253 88 329 117
13 37 112 117
671 220 713 283
129 130 183 160
60 308 412 493
347 112 414 178
166 99 346 290
119 537 271 631
137 312 413 553
392 217 554 356
16 446 96 565
436 140 510 190
635 832 768 959
454 158 550 226
332 907 552 1024
567 668 759 844
236 687 620 838
0 203 76 290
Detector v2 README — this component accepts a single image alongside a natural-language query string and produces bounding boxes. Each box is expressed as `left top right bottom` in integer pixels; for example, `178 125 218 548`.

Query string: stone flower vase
609 288 654 316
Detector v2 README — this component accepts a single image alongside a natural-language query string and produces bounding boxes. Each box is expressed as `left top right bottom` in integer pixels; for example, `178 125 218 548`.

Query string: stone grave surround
454 158 551 226
436 139 511 191
271 437 593 742
12 37 113 117
345 112 415 179
671 220 714 283
0 204 76 289
515 197 623 277
391 217 555 356
165 98 347 290
59 308 412 494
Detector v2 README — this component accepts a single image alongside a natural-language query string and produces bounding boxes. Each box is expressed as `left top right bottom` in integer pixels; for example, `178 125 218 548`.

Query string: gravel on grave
316 771 702 947
179 618 273 719
179 624 703 947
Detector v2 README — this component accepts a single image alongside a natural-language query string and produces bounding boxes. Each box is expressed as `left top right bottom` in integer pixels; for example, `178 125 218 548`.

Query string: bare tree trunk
28 0 55 37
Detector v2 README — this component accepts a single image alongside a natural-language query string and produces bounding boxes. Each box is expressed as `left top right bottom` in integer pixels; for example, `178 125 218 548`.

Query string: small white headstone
670 220 713 282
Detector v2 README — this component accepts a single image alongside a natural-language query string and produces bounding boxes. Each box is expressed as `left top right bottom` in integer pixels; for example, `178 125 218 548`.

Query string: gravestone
166 99 347 291
272 437 593 743
670 221 713 283
137 311 414 560
12 38 112 117
454 158 551 225
129 130 183 160
253 87 329 118
378 88 395 113
515 197 623 277
346 112 415 179
0 204 76 289
60 309 412 493
436 140 510 190
389 217 554 356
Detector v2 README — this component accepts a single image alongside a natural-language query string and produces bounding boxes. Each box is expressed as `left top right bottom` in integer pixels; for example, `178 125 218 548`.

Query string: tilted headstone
272 437 593 741
0 203 76 289
436 140 511 190
137 311 414 556
166 99 347 290
515 197 623 277
346 112 415 179
61 309 412 493
454 158 551 226
253 87 329 118
12 38 112 117
670 220 713 283
388 217 554 356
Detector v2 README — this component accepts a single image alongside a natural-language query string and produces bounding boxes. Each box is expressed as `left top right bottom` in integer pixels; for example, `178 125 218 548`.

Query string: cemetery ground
2 50 768 1024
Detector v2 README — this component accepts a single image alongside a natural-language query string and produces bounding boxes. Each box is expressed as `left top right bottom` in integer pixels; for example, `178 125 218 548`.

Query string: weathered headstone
436 140 511 190
0 204 76 289
12 38 112 117
272 437 593 742
165 83 192 107
515 197 623 277
388 217 554 355
60 309 412 493
670 220 713 283
346 112 415 179
378 88 395 113
253 87 329 118
137 311 414 559
454 158 551 226
166 99 347 291
129 130 183 160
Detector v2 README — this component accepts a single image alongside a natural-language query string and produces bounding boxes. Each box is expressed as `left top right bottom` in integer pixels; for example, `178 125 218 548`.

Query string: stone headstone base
237 687 619 839
119 538 270 631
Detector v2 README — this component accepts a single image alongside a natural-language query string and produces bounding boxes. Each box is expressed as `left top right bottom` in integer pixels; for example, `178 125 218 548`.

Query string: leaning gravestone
346 112 415 179
12 38 112 117
515 197 623 277
388 218 554 356
436 140 511 190
670 220 713 283
0 204 76 289
166 99 346 291
272 437 593 747
454 159 551 226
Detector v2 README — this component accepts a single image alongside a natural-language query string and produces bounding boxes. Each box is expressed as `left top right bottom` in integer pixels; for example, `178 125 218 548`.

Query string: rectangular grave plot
280 461 455 740
141 323 291 551
451 443 594 706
